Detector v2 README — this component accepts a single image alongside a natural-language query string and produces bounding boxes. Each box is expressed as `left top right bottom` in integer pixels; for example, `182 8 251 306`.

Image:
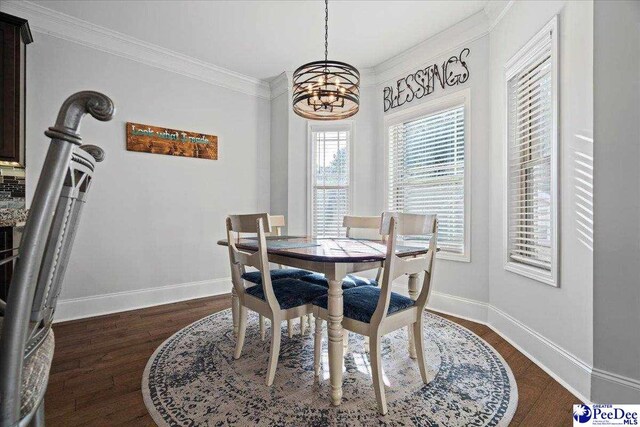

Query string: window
505 17 558 286
309 125 352 238
386 91 469 260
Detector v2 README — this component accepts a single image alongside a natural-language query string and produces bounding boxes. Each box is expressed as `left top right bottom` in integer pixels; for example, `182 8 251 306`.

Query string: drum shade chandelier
292 0 360 120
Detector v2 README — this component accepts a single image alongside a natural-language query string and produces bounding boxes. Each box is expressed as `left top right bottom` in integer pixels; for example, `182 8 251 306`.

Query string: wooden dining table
217 235 430 407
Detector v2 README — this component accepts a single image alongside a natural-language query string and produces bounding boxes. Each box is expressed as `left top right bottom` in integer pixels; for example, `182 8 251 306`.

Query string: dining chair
262 215 307 339
312 214 438 414
0 91 114 427
300 215 382 351
228 214 314 339
226 214 328 386
380 212 434 359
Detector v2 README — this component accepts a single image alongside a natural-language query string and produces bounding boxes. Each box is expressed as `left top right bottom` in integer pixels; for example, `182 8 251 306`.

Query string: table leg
407 273 420 359
327 277 344 406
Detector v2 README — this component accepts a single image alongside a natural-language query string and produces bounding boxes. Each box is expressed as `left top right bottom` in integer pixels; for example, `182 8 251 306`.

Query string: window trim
503 16 559 287
307 121 355 237
383 88 471 262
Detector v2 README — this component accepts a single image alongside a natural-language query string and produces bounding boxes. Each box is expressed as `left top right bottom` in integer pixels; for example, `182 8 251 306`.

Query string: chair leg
301 315 307 335
29 399 44 427
259 315 266 341
308 313 313 330
343 331 349 352
407 273 419 359
266 316 282 386
287 319 294 338
364 335 370 353
234 306 248 359
370 334 388 415
231 287 239 336
314 317 323 379
413 318 428 384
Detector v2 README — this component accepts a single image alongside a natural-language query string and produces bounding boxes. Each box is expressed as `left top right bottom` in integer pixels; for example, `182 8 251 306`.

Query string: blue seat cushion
312 286 415 323
245 278 329 310
300 273 377 289
241 268 314 285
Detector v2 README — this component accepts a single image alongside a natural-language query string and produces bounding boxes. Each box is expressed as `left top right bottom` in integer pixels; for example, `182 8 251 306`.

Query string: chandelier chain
324 0 328 62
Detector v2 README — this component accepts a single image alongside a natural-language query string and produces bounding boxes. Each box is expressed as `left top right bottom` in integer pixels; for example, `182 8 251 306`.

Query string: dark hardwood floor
45 295 578 426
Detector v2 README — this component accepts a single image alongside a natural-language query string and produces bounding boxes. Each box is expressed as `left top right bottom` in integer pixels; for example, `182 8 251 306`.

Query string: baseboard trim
428 291 489 324
54 277 231 323
426 290 592 403
591 368 640 403
487 305 592 404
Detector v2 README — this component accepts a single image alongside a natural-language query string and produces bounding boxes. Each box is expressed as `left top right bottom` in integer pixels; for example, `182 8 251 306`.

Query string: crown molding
485 0 514 32
372 11 489 86
0 1 271 99
269 72 290 100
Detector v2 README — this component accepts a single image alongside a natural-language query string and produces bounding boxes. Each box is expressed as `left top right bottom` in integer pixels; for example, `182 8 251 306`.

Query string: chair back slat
229 213 272 234
343 215 381 240
0 91 113 425
380 212 437 237
268 215 285 235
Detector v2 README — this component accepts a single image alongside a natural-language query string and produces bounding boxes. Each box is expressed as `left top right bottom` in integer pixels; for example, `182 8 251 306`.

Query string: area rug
143 309 517 426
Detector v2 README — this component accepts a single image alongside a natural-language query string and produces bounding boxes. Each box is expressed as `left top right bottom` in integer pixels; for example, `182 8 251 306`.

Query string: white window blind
387 106 466 255
506 19 557 284
311 128 351 238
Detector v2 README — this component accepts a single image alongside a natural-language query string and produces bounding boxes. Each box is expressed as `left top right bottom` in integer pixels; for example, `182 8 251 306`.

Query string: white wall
24 34 270 320
592 0 640 403
270 79 289 220
488 0 593 398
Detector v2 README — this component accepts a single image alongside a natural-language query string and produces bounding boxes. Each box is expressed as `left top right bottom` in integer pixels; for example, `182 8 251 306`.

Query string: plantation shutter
387 106 465 254
507 31 554 272
311 129 350 238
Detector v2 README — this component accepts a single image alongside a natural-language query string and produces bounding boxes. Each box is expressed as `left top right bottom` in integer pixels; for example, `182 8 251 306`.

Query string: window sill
437 251 470 263
505 261 558 287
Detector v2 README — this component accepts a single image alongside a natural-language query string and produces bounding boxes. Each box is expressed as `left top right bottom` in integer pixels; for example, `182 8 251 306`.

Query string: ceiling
33 0 489 81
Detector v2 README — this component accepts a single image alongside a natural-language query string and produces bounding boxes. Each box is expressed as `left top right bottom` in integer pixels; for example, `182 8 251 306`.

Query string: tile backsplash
0 168 25 209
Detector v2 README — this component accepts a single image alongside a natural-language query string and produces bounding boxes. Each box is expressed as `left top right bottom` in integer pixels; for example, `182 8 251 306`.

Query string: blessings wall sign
126 122 218 160
383 48 470 112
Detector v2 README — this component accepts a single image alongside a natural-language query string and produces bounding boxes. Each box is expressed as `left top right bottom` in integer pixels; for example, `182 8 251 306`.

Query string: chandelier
292 0 360 120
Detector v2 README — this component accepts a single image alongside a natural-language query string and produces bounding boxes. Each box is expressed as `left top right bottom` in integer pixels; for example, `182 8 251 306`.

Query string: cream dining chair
299 215 382 350
230 214 314 339
226 214 328 386
312 213 438 414
236 214 310 340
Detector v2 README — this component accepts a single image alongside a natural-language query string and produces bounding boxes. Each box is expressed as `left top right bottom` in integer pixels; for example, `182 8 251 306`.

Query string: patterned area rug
143 309 517 426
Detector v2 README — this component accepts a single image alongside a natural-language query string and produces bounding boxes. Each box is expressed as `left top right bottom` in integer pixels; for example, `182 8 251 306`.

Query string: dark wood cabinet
0 13 32 166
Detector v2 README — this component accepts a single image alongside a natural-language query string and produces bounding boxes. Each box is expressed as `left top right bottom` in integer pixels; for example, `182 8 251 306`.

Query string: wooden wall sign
126 122 218 160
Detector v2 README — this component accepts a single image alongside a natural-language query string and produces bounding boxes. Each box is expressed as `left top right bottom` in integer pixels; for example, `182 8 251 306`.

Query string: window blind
387 106 465 254
507 31 554 272
311 129 350 238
